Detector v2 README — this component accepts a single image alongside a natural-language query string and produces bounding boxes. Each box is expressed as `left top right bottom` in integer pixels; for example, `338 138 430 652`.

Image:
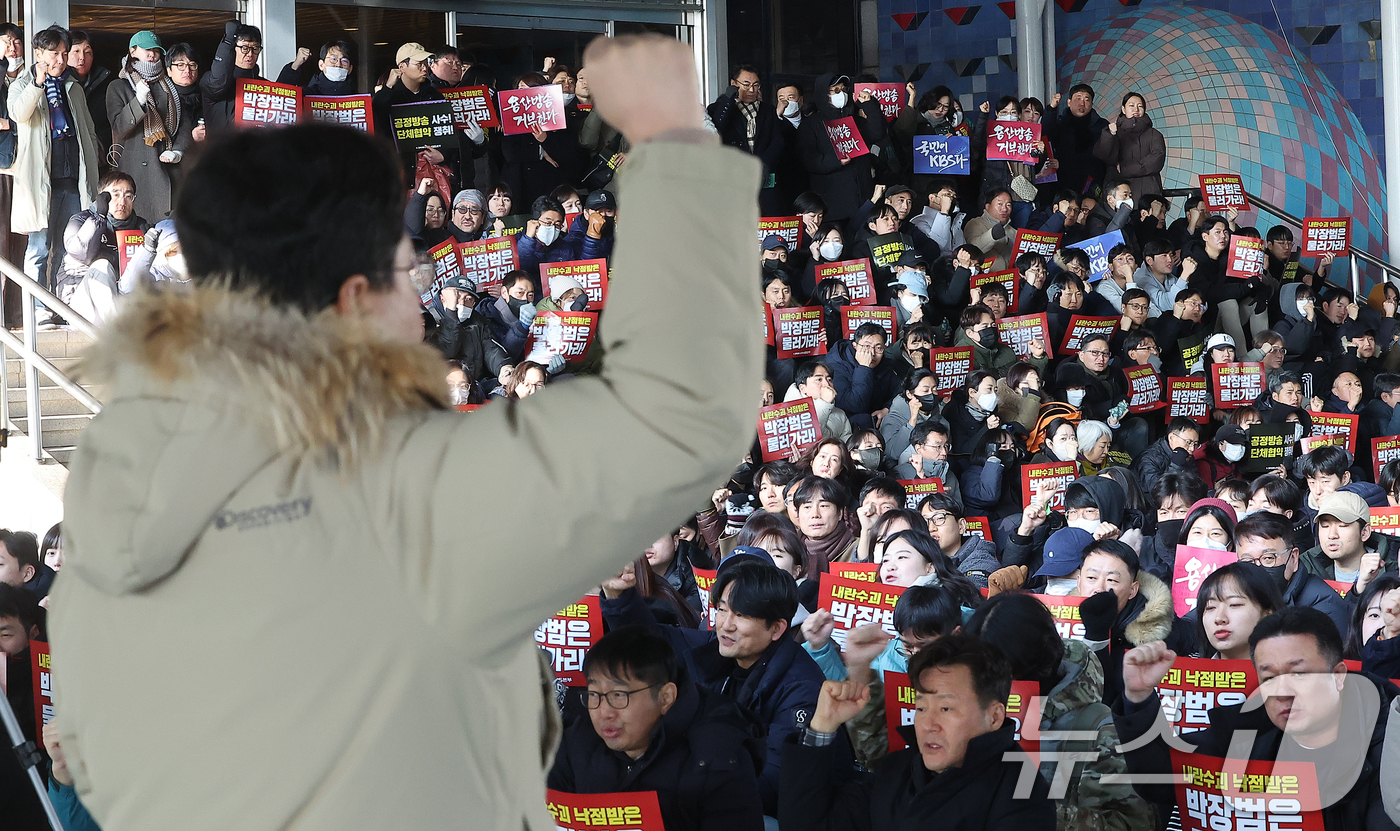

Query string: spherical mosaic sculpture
1059 7 1387 261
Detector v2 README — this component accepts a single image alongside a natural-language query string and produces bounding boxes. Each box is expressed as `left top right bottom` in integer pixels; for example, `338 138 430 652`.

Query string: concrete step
2 327 94 359
6 355 84 387
8 391 101 418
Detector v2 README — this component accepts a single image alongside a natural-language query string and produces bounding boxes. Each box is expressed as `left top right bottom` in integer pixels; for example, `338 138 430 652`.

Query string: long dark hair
1345 573 1400 660
631 554 701 629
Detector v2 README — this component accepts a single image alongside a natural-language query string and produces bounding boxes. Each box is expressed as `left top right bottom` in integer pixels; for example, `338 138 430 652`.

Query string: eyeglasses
1238 550 1290 567
1124 302 1149 312
323 57 351 68
735 80 760 90
234 43 262 55
454 205 485 216
584 683 661 709
1131 344 1160 353
424 205 446 215
895 637 932 658
1081 349 1111 358
1173 433 1201 449
169 61 198 71
926 511 954 527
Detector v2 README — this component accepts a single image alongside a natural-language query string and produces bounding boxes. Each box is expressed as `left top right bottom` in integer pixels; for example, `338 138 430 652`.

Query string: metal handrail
1158 186 1397 300
0 256 103 462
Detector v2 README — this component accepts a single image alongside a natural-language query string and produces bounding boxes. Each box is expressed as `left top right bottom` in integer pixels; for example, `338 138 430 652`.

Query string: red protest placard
1369 506 1400 536
825 117 870 161
694 567 717 628
855 82 904 120
525 311 600 365
303 94 372 133
116 229 144 275
1198 173 1250 213
542 259 609 311
1027 594 1087 640
1212 362 1265 409
1155 656 1258 735
1173 545 1239 617
762 303 774 347
840 306 896 341
30 640 52 740
546 789 666 831
885 670 915 751
420 238 461 303
757 398 823 462
455 236 518 296
997 313 1051 360
1004 680 1043 752
898 478 944 510
439 85 499 129
1012 228 1061 261
1021 461 1079 510
818 572 903 649
1374 436 1400 479
758 215 802 250
929 346 973 394
816 258 876 305
1168 377 1211 424
963 516 990 541
1225 236 1265 278
234 78 302 127
1306 411 1359 454
497 84 567 135
1301 434 1347 455
985 121 1042 164
831 562 879 582
533 596 602 686
1168 752 1324 831
1300 217 1351 257
1058 315 1119 354
773 306 828 359
1323 579 1352 597
972 268 1019 310
1125 365 1165 413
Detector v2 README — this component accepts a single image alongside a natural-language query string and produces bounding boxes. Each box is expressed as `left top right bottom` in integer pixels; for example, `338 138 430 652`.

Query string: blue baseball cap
1033 528 1095 578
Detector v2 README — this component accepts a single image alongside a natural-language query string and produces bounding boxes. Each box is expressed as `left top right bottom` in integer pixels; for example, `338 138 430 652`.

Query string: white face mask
951 110 964 128
830 91 849 109
900 293 923 312
1053 439 1078 460
1066 389 1086 406
783 100 800 116
456 303 474 321
562 92 576 104
1044 577 1080 596
324 66 349 82
1198 538 1230 551
996 113 1017 122
1221 443 1246 462
536 224 560 246
1118 197 1134 210
976 392 999 412
1297 299 1311 317
819 240 844 261
1068 518 1102 535
163 252 186 278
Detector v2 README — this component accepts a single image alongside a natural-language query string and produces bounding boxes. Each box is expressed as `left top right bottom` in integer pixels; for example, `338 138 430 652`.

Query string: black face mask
507 297 527 314
825 296 849 310
914 392 941 410
763 258 788 273
1156 519 1184 547
977 328 998 348
569 295 589 312
600 217 616 237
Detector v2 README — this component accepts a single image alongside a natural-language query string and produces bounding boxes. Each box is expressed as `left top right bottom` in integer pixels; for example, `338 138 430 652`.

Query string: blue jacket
602 587 831 815
516 230 576 282
560 213 615 262
49 779 103 831
824 339 902 428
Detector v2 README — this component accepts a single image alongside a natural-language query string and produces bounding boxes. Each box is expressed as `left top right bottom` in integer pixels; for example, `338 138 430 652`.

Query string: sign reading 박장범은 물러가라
234 79 301 128
304 94 372 133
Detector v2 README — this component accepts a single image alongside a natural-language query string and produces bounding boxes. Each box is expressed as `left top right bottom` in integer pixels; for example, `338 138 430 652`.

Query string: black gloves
1079 590 1119 642
94 192 110 217
224 20 239 42
143 225 162 254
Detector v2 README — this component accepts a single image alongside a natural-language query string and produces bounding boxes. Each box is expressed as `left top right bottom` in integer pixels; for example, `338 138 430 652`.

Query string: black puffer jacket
435 312 511 384
548 673 766 831
199 32 263 134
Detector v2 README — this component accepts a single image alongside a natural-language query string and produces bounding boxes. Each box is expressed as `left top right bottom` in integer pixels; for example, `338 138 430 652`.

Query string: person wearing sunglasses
549 626 765 831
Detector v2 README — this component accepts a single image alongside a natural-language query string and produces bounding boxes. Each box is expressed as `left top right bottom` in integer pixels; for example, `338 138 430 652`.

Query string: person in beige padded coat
48 35 763 831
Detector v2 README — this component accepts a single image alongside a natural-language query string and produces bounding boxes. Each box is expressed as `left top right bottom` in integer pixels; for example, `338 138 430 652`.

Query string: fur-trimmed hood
65 286 449 594
1123 571 1175 646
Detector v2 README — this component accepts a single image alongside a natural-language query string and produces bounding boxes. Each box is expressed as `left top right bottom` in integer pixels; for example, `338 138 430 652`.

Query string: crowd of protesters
2 17 1400 831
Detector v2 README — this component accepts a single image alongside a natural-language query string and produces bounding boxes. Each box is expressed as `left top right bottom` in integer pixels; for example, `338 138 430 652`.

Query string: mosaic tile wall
877 0 1390 259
